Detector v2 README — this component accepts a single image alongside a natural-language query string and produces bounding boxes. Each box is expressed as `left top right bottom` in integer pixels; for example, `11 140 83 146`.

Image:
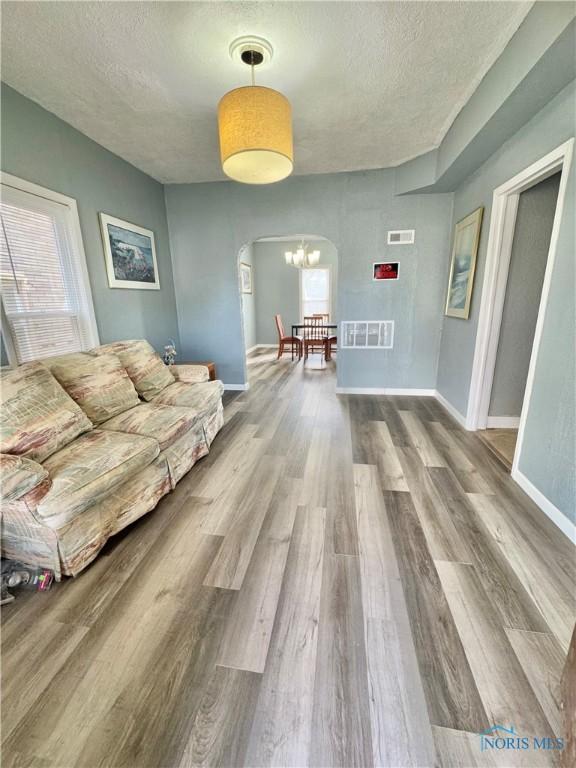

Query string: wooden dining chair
303 315 327 360
275 314 303 359
313 314 336 360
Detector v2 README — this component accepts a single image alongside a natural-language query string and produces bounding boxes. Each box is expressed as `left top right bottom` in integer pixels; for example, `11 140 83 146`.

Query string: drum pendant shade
218 86 293 184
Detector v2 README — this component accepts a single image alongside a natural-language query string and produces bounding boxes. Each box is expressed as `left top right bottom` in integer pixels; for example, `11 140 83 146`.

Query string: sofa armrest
170 364 210 384
1 454 49 503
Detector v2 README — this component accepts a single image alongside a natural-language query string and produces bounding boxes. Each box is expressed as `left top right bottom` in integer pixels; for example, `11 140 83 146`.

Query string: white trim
0 172 100 360
335 387 435 396
223 383 250 391
512 468 575 544
486 416 520 429
255 344 277 349
467 140 573 434
434 390 468 429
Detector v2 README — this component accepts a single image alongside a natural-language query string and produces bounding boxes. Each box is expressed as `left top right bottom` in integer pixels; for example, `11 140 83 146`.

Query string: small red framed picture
373 262 399 281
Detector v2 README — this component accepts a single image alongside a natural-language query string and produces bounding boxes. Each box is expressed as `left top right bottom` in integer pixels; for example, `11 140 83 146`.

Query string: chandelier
285 242 321 268
218 37 293 185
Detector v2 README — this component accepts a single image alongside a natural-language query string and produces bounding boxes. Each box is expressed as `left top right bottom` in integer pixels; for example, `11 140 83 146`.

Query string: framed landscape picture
445 207 483 318
240 262 253 294
99 213 160 290
373 262 399 281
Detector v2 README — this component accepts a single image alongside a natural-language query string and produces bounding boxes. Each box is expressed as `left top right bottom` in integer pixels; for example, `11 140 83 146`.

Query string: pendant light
218 38 293 185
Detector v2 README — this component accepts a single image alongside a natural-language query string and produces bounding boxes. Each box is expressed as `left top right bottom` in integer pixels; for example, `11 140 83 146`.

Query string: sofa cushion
0 362 93 462
99 403 201 450
38 429 159 527
91 340 174 401
0 453 49 502
151 380 224 412
51 353 140 424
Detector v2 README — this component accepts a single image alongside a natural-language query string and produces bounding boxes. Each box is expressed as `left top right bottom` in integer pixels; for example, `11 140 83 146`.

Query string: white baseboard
434 391 469 429
335 387 436 396
486 416 520 428
512 468 575 544
245 345 260 355
223 383 250 391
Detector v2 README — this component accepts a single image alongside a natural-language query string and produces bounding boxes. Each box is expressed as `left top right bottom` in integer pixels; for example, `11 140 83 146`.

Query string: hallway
2 350 574 767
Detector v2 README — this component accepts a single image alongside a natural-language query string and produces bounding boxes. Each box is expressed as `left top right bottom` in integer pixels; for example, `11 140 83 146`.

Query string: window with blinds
0 180 98 364
300 267 331 320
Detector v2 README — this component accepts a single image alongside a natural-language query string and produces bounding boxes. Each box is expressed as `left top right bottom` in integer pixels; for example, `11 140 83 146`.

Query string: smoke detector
229 36 274 68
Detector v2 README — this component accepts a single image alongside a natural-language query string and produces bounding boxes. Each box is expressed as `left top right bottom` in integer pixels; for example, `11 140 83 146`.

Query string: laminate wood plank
203 454 284 590
353 463 400 617
245 506 325 768
506 629 565 738
469 493 576 651
365 618 437 768
354 465 435 765
399 410 446 467
310 552 373 768
397 446 472 563
429 420 493 493
436 561 556 740
327 397 359 556
428 469 551 634
1 620 90 741
179 666 261 767
561 625 576 768
385 489 488 732
217 478 299 673
300 429 331 509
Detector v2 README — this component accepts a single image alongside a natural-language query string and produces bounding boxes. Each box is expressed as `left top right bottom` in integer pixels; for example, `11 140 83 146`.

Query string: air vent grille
387 229 415 245
341 321 394 349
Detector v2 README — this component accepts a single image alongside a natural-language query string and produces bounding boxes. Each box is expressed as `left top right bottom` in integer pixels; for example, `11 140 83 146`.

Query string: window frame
0 172 99 365
299 265 332 323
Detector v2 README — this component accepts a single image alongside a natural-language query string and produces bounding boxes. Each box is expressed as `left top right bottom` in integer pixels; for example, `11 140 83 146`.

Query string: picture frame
445 207 483 319
99 213 160 290
240 262 253 294
373 262 400 281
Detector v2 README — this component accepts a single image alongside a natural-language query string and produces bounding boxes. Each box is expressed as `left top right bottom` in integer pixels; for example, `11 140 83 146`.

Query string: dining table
290 323 338 361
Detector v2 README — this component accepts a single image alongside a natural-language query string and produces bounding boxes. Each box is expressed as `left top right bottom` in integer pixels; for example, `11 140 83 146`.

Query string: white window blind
0 182 97 363
301 267 330 319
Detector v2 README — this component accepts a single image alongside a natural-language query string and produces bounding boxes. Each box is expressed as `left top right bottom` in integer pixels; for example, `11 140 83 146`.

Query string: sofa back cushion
51 353 140 424
0 362 93 462
91 340 175 402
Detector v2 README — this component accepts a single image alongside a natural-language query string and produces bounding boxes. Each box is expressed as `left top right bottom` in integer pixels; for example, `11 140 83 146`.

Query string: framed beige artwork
445 207 483 319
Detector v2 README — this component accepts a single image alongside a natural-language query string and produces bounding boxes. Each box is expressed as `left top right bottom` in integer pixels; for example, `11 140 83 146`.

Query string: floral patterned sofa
0 340 224 578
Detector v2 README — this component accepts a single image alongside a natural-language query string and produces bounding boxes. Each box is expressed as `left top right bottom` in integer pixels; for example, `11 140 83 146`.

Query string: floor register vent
340 321 394 349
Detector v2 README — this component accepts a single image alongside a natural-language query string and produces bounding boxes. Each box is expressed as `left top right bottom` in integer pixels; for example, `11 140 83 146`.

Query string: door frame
466 139 573 477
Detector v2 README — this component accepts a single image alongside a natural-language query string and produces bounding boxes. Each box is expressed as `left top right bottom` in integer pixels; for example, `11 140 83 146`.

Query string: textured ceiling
1 1 532 183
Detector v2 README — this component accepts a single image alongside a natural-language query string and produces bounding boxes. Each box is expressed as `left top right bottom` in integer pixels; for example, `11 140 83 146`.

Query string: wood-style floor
478 427 518 470
2 350 575 768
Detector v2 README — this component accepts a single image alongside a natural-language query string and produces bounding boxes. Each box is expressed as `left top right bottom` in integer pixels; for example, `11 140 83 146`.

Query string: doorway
478 172 561 468
467 140 573 476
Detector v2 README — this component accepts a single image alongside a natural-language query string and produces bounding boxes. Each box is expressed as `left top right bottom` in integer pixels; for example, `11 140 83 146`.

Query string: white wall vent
387 229 415 245
341 321 394 349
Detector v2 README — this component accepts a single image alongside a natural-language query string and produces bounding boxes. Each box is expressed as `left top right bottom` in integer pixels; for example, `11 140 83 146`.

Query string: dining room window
300 267 330 320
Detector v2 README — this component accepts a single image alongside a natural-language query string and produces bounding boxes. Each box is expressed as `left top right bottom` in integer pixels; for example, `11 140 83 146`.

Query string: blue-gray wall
489 173 560 418
253 239 339 346
165 171 453 387
239 243 256 352
437 80 575 522
0 84 179 353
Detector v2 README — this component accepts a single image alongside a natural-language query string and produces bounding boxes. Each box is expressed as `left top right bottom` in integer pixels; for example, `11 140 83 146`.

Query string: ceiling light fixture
285 242 321 268
218 37 293 185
